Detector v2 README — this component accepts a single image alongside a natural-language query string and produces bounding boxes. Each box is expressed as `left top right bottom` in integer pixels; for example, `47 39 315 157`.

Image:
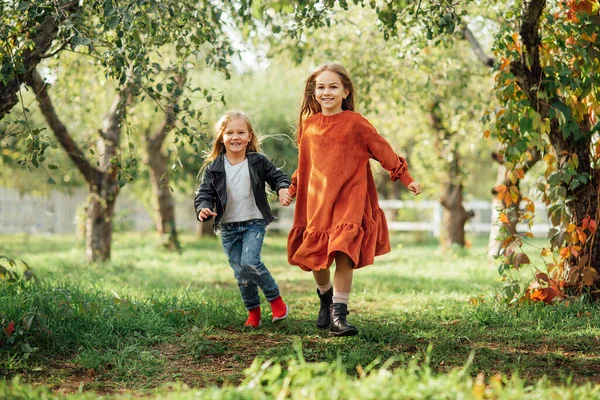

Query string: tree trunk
144 73 185 251
26 69 130 262
549 120 600 295
85 180 118 261
146 140 180 250
509 0 600 292
440 150 474 247
428 100 473 247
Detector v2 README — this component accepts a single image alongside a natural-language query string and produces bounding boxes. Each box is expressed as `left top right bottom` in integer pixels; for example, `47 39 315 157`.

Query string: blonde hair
297 63 356 138
202 110 261 170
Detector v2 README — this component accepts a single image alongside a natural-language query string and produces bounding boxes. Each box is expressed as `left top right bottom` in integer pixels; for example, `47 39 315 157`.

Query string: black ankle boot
316 287 333 329
329 303 358 337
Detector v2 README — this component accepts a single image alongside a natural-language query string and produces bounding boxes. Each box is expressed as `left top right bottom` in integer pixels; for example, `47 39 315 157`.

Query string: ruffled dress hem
287 208 391 271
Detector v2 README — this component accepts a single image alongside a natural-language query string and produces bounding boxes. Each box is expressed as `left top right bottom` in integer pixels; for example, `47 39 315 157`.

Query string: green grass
1 232 600 398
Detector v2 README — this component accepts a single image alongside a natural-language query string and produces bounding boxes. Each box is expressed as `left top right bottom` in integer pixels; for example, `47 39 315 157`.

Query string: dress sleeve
360 117 414 187
288 123 303 198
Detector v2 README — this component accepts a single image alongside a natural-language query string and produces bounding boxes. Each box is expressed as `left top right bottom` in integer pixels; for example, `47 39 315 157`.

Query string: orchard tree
489 0 600 301
26 69 132 261
2 1 235 261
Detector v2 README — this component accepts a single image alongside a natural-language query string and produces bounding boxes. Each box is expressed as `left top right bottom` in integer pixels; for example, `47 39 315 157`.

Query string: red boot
270 296 289 323
244 306 261 328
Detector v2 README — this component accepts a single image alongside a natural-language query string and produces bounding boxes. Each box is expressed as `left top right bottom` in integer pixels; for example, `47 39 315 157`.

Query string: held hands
198 208 217 221
278 188 293 206
407 181 422 196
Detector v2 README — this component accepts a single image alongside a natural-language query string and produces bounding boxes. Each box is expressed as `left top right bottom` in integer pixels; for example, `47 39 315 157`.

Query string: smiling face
314 70 350 115
222 118 252 157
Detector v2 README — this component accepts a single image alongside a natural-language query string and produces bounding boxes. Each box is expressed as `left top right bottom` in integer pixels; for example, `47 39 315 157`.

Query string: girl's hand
198 208 217 221
278 188 293 206
407 181 422 196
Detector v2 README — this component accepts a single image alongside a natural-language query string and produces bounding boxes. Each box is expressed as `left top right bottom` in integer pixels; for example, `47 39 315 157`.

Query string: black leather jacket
194 152 291 232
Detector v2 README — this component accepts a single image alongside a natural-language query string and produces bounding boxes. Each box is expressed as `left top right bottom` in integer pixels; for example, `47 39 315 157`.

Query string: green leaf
551 100 572 119
107 16 120 31
519 117 533 135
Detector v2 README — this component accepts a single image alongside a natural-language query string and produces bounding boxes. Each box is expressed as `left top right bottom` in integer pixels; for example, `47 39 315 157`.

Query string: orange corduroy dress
287 110 414 271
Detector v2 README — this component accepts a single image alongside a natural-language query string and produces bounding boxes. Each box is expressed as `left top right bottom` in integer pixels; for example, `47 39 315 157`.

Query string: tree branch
510 0 546 110
147 73 186 150
25 69 99 183
98 84 134 172
40 38 73 59
519 0 545 76
462 25 494 67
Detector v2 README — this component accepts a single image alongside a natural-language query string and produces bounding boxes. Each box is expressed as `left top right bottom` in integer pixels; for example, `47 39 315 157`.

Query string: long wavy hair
201 110 261 171
297 63 356 140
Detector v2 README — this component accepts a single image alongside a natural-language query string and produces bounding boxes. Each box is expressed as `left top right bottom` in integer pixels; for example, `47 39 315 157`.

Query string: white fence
0 187 551 236
0 187 197 235
268 200 551 237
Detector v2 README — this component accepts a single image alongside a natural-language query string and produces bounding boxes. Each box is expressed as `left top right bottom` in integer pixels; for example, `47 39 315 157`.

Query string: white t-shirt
222 157 263 223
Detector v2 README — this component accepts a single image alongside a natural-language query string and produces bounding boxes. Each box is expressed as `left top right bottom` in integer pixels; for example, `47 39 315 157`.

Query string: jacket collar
211 152 261 173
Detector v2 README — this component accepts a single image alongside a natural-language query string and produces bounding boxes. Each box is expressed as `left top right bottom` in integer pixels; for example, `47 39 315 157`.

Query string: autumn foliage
488 0 600 304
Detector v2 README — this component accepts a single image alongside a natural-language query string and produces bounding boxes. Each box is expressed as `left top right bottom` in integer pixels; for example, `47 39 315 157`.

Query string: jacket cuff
276 183 290 193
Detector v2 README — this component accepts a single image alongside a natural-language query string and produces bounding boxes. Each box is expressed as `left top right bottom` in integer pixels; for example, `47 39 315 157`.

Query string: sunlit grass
1 232 600 397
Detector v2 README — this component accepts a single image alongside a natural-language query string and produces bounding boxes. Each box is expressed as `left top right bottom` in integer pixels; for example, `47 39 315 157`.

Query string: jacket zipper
211 180 224 216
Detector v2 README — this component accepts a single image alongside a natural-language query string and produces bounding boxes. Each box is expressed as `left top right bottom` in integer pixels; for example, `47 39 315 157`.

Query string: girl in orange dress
287 63 421 336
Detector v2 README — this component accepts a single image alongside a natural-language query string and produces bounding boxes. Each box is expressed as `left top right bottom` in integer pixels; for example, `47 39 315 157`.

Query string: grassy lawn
1 232 600 398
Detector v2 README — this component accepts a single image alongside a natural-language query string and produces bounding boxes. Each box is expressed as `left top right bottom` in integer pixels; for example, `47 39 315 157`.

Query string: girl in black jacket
194 110 293 328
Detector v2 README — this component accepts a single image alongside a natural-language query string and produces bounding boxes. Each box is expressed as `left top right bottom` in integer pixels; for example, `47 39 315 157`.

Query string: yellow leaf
569 94 578 107
473 372 485 399
532 114 541 131
567 223 577 233
504 191 513 206
541 248 551 257
526 202 535 213
571 230 579 245
577 227 587 243
484 129 490 138
543 154 556 164
499 213 510 223
510 186 520 203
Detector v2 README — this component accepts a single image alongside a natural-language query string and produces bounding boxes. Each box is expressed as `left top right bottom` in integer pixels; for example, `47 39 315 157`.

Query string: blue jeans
220 219 280 310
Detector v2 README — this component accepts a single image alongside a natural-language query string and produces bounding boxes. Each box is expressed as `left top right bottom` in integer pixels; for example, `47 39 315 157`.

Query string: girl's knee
240 261 265 275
